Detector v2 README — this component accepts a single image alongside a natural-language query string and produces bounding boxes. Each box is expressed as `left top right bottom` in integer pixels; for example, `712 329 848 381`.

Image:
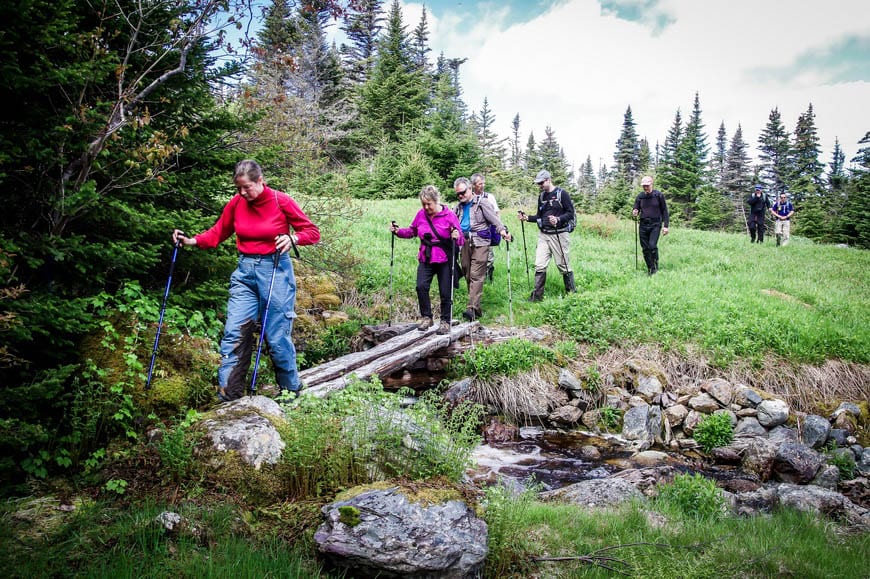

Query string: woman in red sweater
173 160 319 400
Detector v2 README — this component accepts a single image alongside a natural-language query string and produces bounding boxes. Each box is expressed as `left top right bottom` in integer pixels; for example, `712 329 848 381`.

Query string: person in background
518 169 576 300
747 184 770 243
390 185 463 335
454 177 511 320
770 192 795 246
632 175 669 275
471 173 499 282
173 159 320 401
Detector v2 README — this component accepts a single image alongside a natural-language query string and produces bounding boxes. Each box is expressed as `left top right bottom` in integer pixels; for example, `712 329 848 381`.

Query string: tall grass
349 199 870 367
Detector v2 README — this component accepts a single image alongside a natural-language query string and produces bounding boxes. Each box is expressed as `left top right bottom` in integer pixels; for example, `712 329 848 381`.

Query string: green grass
351 198 870 366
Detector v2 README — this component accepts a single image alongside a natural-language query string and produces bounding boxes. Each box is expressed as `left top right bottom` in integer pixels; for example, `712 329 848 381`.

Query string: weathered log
359 322 417 345
304 322 478 397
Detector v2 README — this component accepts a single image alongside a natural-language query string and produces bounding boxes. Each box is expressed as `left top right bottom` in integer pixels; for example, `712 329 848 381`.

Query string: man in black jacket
632 175 669 275
746 184 769 243
518 169 576 301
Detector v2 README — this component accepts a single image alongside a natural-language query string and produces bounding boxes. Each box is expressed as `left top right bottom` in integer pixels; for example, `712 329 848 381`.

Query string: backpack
539 188 576 233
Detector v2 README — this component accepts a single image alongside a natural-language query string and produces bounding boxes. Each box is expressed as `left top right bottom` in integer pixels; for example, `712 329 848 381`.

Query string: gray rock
736 408 757 418
827 428 850 447
811 465 840 490
800 415 831 449
850 444 864 459
775 483 868 526
155 511 184 532
702 378 734 407
315 488 487 578
767 425 798 443
713 408 738 428
742 439 779 482
757 399 789 428
622 404 663 446
735 417 767 438
585 466 610 478
773 442 823 484
633 450 670 467
664 404 688 427
831 402 862 419
519 426 544 439
579 445 601 461
558 368 584 394
734 386 762 408
728 485 778 516
443 377 474 405
688 392 721 413
201 397 286 469
540 477 645 507
832 412 857 433
683 410 704 435
635 374 664 400
549 405 584 426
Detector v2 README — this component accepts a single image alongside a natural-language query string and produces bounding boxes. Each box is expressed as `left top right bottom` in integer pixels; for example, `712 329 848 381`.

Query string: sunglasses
456 189 468 196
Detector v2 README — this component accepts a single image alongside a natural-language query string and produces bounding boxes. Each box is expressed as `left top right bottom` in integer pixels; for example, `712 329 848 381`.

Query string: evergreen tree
714 121 727 185
790 103 825 202
357 0 429 145
475 97 505 176
340 0 384 84
837 131 870 248
672 92 710 223
538 126 572 189
525 132 539 173
757 107 792 198
411 6 431 73
721 124 753 230
510 113 523 169
638 138 651 174
613 105 640 184
577 155 597 210
828 137 847 193
656 109 683 200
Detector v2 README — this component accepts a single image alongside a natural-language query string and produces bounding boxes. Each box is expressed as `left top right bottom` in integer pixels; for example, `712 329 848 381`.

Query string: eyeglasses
456 189 468 197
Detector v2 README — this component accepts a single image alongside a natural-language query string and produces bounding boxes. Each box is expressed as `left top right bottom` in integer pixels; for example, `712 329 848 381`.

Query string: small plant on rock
824 443 857 480
693 412 734 453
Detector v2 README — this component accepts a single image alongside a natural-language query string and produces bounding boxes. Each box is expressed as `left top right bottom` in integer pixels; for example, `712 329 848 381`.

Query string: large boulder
200 396 286 469
315 488 487 578
800 415 831 449
540 477 645 507
621 404 663 448
757 399 789 428
701 378 734 407
772 442 823 484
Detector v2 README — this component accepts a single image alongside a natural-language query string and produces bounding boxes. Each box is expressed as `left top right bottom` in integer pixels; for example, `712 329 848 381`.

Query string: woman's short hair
420 184 441 204
234 159 263 182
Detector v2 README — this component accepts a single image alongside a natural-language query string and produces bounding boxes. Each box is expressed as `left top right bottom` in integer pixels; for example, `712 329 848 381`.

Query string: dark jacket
747 192 770 214
526 187 575 234
633 189 669 227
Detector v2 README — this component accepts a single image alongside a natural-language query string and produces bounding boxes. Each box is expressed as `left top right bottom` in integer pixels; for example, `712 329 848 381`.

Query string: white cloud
403 0 870 177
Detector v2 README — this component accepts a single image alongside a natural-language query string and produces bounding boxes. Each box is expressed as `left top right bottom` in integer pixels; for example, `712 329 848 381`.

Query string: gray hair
234 159 263 182
453 177 470 190
471 173 484 185
420 184 441 204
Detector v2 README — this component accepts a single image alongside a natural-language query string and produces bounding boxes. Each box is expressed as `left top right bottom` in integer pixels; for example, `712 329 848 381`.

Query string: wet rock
633 450 670 467
315 488 487 578
773 442 823 484
664 404 688 427
519 426 544 439
735 417 767 438
757 399 789 428
702 378 734 407
734 386 762 408
540 478 645 507
483 418 518 443
799 415 831 449
579 445 601 461
549 405 583 427
688 392 721 413
812 464 840 490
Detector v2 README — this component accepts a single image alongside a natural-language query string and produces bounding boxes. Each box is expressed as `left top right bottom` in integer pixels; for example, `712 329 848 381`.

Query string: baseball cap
534 169 551 184
641 176 653 186
755 184 763 190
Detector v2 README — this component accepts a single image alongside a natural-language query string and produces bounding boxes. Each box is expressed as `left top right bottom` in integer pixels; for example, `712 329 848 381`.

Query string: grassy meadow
351 197 869 370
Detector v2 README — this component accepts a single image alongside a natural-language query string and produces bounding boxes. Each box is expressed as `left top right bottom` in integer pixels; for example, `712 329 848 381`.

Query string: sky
390 0 870 178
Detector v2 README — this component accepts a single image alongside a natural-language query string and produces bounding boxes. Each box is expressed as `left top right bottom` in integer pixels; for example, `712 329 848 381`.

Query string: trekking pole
505 230 513 326
146 235 183 390
520 216 531 291
250 252 280 394
634 215 639 271
389 221 397 326
449 231 457 328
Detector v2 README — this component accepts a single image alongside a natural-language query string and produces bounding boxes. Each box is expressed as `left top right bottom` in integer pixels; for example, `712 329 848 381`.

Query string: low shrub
693 412 734 453
449 338 555 381
824 444 857 480
656 472 725 521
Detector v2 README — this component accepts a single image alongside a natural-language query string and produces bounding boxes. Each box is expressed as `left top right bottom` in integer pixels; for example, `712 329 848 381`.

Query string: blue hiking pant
219 253 299 395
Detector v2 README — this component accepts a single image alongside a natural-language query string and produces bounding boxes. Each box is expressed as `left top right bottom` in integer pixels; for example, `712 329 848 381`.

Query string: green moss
337 506 361 526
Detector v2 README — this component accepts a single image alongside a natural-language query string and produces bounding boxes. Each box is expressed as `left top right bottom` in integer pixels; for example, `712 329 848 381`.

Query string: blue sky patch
749 35 870 85
598 0 675 34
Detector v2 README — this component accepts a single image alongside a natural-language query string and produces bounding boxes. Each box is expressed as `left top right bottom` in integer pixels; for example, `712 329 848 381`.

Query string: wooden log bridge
300 322 478 398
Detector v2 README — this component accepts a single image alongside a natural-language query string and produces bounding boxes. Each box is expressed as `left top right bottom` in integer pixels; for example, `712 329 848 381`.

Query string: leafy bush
449 338 555 381
693 412 734 453
824 444 857 480
154 409 202 483
598 406 622 432
482 483 542 577
656 473 725 521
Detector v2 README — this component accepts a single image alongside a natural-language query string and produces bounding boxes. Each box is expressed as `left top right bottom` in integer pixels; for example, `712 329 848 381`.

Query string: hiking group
162 159 796 402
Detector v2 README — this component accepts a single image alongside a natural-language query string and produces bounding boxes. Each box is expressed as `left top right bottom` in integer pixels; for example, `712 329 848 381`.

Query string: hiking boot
416 316 433 331
436 320 451 335
486 264 494 282
528 271 546 302
461 308 476 321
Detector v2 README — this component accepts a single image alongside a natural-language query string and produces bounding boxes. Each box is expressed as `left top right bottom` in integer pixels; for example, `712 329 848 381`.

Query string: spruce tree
672 92 710 223
828 137 847 193
656 108 683 200
510 113 523 169
638 138 651 174
714 121 727 186
538 126 572 189
475 97 505 175
614 105 640 184
790 103 825 203
577 155 597 210
411 6 431 73
837 131 870 248
721 124 753 230
340 0 384 84
757 107 792 198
